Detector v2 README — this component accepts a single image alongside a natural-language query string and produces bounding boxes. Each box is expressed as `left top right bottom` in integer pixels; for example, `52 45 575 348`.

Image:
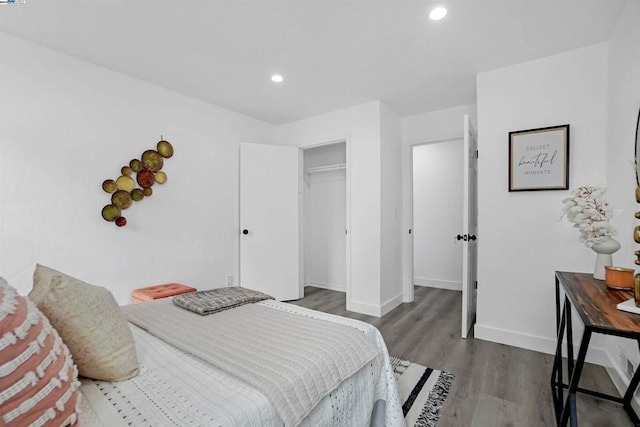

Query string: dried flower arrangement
561 183 616 247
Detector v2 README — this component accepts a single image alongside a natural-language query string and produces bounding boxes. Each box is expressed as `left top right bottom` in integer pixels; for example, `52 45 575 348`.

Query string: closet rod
305 163 346 174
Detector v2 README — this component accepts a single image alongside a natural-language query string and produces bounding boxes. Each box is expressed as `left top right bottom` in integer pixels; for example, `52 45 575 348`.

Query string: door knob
242 229 249 235
457 234 475 241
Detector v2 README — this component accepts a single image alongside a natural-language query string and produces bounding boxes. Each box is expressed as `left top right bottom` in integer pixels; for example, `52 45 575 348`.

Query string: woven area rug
390 357 455 427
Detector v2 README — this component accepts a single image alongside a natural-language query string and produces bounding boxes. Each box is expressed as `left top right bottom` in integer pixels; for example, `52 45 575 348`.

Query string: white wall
303 143 346 291
0 33 276 305
604 0 640 395
476 44 609 360
403 105 478 144
380 103 403 309
412 140 463 290
276 102 382 314
400 104 477 301
276 101 404 316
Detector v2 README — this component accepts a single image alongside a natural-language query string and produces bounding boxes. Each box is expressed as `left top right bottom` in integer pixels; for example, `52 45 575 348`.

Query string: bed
76 297 405 427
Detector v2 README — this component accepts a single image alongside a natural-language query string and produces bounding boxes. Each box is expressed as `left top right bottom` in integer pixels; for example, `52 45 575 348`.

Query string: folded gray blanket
172 286 273 315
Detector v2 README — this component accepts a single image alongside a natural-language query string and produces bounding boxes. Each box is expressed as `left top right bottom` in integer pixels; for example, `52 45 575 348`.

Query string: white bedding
78 300 404 427
122 297 380 425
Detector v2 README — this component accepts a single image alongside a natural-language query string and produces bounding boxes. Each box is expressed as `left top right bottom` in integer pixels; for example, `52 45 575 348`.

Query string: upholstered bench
131 283 197 303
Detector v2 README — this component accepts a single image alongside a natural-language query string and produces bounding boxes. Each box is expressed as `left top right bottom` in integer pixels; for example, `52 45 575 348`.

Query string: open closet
302 142 347 292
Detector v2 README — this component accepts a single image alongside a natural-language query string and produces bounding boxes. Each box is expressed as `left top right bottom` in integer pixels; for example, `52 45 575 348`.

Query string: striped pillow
0 277 80 426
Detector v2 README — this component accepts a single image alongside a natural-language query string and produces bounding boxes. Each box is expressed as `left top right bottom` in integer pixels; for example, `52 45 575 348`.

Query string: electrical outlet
225 275 233 287
621 348 636 379
620 347 631 377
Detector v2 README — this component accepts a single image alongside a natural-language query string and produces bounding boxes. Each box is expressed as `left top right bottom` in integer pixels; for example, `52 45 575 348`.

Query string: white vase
591 236 621 280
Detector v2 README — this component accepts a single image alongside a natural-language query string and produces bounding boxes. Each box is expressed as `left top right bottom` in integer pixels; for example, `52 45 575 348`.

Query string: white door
461 114 478 338
240 142 302 301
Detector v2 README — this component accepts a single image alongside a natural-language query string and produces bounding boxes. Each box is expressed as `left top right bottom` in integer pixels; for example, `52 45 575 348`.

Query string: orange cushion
0 277 80 426
132 283 197 302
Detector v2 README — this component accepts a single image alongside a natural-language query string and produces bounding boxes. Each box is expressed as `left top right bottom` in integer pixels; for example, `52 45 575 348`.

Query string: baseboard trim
346 293 403 318
381 293 403 317
347 299 382 317
606 362 640 415
304 281 346 293
474 324 610 366
607 360 640 414
414 277 462 291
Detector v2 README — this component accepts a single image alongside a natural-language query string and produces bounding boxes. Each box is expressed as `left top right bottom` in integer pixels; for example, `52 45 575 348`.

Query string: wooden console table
552 271 640 426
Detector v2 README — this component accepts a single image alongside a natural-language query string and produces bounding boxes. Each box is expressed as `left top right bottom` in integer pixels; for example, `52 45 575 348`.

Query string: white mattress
78 300 404 427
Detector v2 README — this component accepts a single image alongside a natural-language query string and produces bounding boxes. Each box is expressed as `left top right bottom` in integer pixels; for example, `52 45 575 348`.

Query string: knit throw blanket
121 299 379 427
172 286 273 315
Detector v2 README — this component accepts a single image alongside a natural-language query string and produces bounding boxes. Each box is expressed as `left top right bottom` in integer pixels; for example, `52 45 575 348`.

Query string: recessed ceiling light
429 6 447 21
271 74 284 83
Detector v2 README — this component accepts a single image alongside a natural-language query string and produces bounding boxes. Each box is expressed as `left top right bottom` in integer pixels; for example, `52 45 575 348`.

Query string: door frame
299 136 352 304
405 136 464 301
461 114 478 338
402 116 479 338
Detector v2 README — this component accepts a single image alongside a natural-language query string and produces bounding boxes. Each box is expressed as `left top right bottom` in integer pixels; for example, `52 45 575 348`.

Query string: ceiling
0 0 628 125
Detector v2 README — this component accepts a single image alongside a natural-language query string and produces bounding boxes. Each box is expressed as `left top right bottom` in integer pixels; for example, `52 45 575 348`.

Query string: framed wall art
508 124 569 192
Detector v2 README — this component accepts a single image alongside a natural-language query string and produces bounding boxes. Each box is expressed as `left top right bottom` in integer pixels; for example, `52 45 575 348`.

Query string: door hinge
475 150 479 159
474 280 478 289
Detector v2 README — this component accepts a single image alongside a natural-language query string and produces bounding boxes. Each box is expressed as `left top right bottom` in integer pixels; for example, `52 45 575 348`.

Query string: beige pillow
29 264 139 382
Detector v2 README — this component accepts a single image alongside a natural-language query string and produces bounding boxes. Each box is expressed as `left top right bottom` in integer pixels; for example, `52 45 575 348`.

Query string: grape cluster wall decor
101 138 174 227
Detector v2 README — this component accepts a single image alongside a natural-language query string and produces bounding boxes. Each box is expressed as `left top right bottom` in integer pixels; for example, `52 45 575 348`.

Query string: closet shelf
305 163 346 174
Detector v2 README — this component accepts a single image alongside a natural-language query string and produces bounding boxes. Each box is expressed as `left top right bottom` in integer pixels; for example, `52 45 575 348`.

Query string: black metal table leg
552 290 567 425
620 340 640 426
560 329 592 427
566 297 574 380
551 311 565 425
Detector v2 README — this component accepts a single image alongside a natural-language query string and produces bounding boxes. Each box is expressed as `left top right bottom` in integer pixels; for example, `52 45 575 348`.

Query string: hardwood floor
290 286 633 426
